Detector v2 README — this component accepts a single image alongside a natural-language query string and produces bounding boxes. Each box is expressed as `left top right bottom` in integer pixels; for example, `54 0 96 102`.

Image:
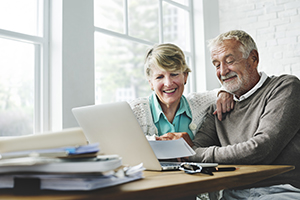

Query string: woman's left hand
213 91 235 121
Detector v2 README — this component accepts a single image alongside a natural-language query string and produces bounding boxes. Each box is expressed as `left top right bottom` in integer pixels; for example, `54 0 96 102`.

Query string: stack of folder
0 128 144 192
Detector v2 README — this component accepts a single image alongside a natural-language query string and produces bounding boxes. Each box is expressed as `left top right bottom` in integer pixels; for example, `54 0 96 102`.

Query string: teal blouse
149 92 194 140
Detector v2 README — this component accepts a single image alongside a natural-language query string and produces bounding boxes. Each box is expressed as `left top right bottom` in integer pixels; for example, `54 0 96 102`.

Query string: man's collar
233 72 268 102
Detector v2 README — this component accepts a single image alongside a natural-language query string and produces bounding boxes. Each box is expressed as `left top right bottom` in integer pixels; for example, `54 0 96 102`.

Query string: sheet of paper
0 143 99 159
149 138 195 159
0 157 122 173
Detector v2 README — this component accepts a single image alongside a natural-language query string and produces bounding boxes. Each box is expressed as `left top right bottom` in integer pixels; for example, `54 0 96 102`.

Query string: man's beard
221 72 242 93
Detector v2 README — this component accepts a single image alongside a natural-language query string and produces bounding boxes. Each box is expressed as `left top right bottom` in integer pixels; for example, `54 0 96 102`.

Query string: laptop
72 101 218 171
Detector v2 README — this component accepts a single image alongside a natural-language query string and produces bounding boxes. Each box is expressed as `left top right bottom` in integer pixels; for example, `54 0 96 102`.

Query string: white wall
218 0 300 78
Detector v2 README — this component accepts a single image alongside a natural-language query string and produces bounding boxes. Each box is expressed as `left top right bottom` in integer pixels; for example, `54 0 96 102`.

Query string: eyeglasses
179 162 214 175
179 162 202 174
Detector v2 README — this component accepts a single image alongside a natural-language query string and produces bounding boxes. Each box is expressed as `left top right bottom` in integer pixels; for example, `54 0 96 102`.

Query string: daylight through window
94 0 194 104
0 0 48 136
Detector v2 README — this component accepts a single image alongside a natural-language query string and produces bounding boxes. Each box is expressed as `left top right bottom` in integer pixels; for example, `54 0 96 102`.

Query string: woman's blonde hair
144 43 191 79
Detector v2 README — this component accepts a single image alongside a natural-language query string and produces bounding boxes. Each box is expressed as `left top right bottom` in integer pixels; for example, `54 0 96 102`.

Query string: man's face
211 39 258 97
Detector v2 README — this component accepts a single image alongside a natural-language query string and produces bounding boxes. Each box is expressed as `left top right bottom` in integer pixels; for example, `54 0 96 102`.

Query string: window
0 0 49 136
94 0 194 104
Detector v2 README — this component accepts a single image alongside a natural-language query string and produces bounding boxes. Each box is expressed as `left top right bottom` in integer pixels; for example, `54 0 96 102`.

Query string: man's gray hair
208 30 258 59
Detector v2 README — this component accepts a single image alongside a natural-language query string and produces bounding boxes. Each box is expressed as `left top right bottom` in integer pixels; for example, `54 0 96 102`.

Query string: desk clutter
0 128 144 192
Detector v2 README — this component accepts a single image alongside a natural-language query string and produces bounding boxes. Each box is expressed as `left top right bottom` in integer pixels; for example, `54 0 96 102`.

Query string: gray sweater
191 74 300 189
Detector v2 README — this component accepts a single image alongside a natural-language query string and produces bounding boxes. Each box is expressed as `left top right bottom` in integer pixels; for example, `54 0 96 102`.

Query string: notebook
72 101 217 171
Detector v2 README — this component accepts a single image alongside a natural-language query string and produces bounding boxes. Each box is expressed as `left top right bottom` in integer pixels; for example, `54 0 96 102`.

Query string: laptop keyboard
160 162 180 170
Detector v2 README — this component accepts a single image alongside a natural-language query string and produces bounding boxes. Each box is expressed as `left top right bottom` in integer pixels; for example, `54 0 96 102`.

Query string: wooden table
0 165 294 200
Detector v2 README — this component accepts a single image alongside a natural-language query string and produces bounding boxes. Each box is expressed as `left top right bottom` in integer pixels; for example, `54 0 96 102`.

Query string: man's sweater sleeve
190 105 221 162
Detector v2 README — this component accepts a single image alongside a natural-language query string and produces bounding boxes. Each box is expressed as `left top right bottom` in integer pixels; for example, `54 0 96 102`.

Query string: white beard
221 72 242 93
223 77 242 93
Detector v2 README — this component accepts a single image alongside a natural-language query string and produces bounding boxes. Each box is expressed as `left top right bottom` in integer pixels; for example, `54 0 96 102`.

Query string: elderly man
190 30 300 199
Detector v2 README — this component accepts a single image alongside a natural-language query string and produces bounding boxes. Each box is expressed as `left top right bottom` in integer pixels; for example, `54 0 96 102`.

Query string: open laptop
72 101 218 171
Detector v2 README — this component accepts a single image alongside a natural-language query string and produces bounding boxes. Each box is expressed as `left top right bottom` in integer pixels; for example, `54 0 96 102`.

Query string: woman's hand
156 132 193 147
213 91 234 121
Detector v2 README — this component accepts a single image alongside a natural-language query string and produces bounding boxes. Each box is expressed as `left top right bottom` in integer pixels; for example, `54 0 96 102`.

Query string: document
149 138 195 159
0 127 87 153
0 155 122 173
0 143 100 159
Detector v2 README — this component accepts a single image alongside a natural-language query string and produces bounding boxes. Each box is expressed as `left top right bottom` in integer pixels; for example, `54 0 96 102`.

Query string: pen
200 167 236 175
213 167 236 172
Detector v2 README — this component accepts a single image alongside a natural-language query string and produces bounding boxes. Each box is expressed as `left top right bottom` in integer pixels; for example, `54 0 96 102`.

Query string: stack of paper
0 143 121 173
0 128 144 191
0 163 144 191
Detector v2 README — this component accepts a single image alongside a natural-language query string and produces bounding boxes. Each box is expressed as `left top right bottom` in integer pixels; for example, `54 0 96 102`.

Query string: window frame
0 0 49 133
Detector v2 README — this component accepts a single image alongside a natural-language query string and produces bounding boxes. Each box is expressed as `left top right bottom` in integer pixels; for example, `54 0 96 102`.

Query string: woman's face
148 66 188 108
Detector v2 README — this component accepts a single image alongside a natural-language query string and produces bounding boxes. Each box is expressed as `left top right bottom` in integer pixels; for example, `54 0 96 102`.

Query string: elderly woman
129 43 233 146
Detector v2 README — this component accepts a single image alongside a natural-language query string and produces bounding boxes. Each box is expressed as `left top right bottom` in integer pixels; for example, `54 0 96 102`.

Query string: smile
222 75 237 82
164 88 177 93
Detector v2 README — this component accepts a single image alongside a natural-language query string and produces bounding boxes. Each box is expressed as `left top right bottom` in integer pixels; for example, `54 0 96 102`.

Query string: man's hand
214 91 235 121
156 132 193 147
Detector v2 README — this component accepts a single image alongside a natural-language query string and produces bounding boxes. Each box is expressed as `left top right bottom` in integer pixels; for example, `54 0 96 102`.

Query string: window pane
185 56 192 94
0 0 42 36
94 0 124 34
171 0 189 6
163 2 190 51
0 38 34 136
95 32 151 104
128 0 159 43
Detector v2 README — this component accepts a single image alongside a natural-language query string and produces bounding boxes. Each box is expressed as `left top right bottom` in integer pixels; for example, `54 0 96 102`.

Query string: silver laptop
72 101 217 171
